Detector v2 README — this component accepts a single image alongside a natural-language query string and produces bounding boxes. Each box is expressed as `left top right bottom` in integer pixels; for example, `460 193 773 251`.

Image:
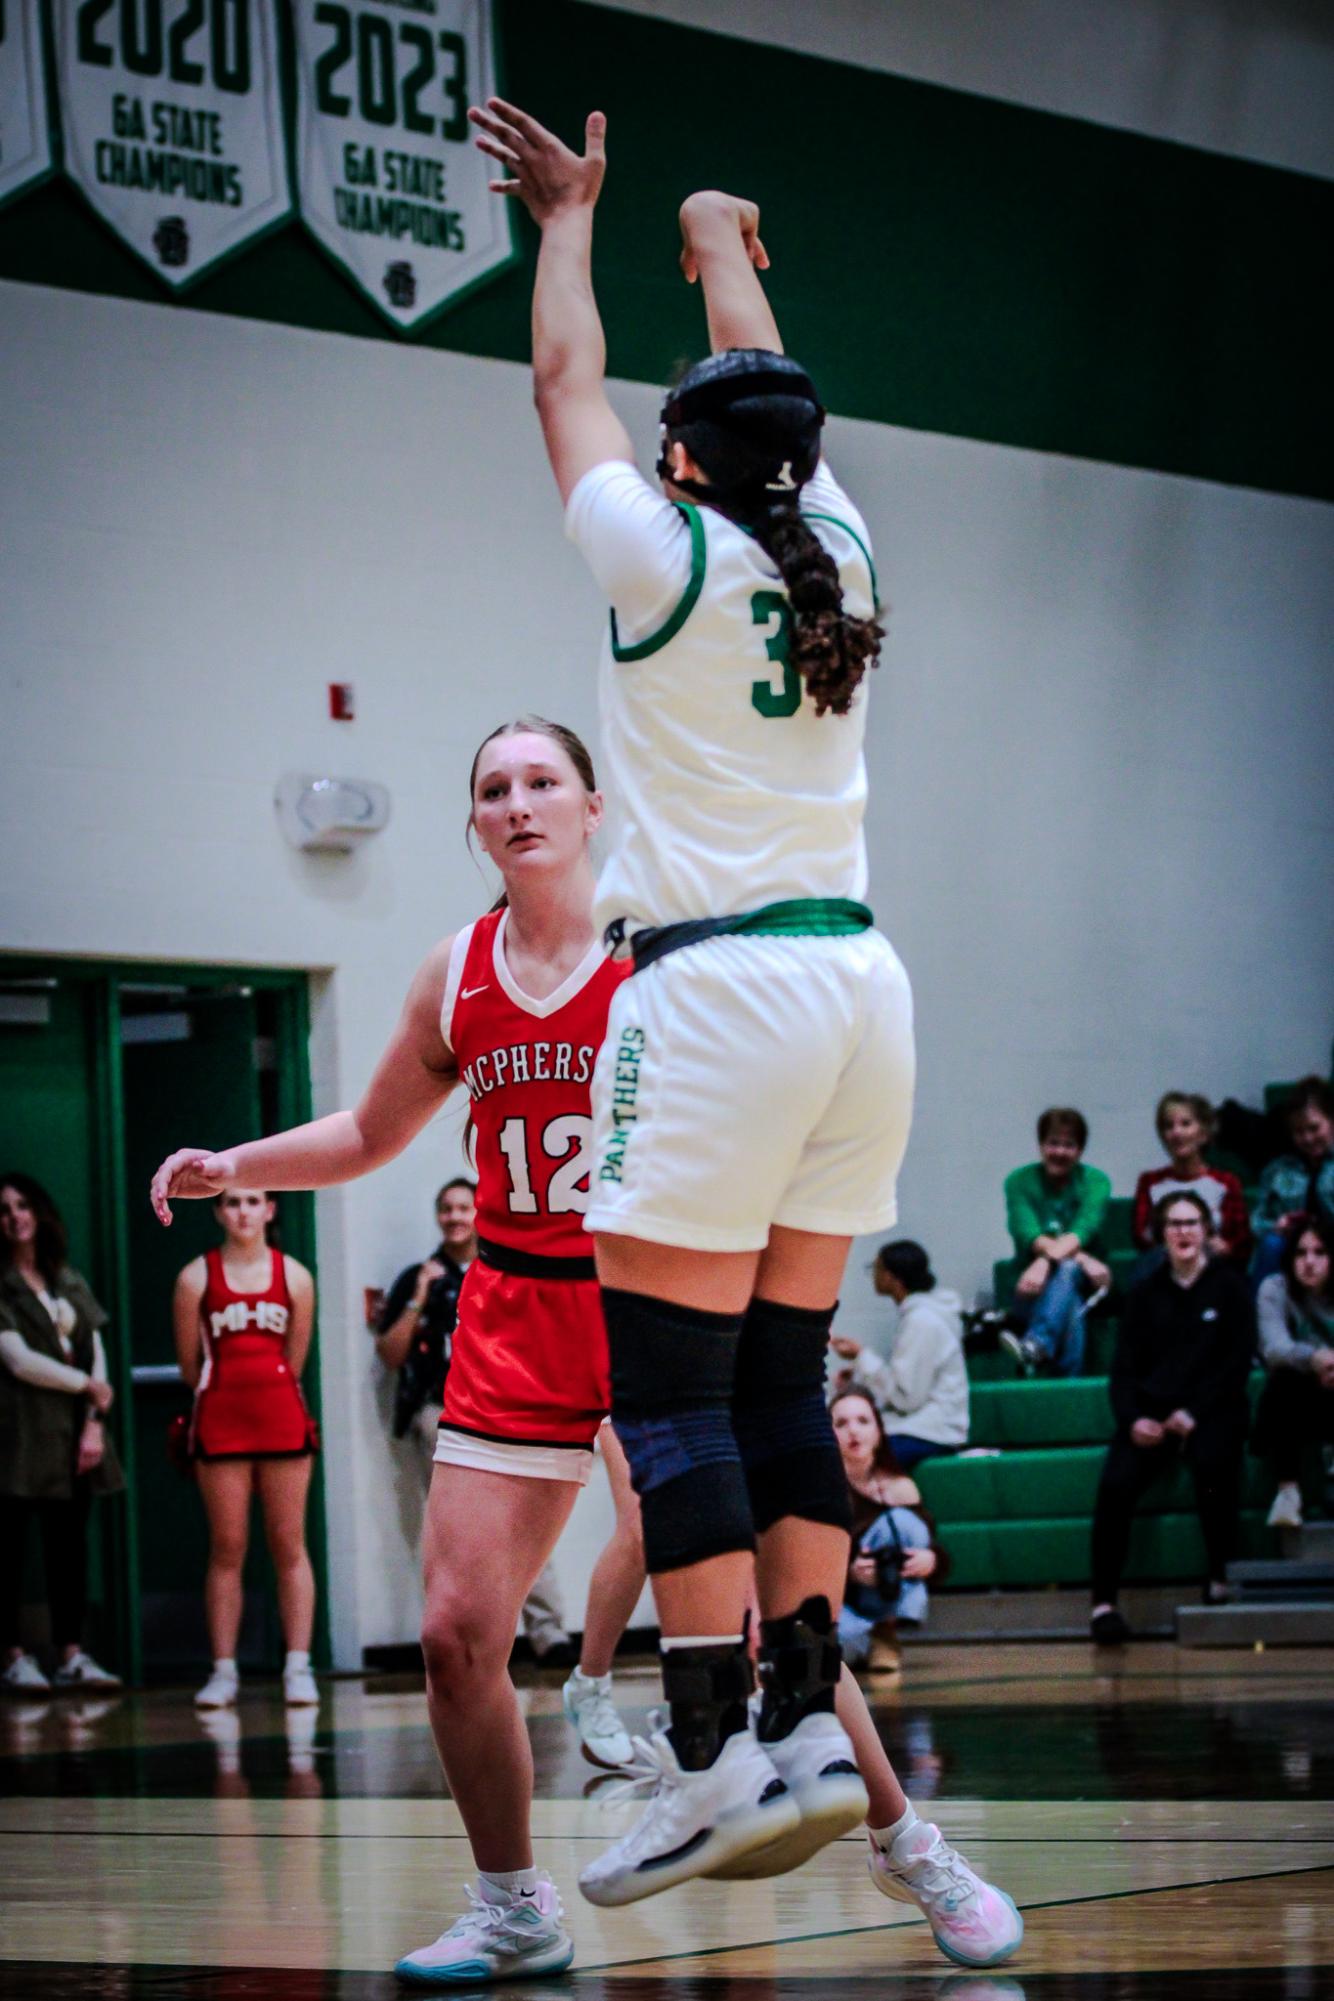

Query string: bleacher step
1226 1558 1334 1596
923 1584 1180 1641
1176 1600 1334 1647
1281 1521 1334 1561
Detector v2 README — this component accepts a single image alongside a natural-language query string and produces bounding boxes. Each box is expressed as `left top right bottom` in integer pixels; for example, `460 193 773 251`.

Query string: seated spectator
1131 1092 1251 1271
1088 1191 1254 1643
1251 1077 1334 1287
373 1179 575 1667
1252 1216 1334 1530
1001 1107 1111 1377
829 1240 968 1468
830 1387 946 1675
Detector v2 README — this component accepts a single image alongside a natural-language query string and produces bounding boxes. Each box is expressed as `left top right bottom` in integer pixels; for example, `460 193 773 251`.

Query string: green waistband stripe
727 899 874 938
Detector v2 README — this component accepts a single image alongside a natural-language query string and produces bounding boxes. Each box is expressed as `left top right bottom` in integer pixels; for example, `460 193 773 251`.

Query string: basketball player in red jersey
151 718 619 1985
173 1189 318 1712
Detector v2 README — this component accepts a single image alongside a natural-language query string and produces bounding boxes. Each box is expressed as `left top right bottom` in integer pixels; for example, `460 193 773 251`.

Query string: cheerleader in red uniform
152 717 621 1984
172 1191 317 1712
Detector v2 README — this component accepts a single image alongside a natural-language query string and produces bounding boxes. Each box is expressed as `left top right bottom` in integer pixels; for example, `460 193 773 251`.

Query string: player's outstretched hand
150 1148 238 1225
469 99 606 222
678 190 769 284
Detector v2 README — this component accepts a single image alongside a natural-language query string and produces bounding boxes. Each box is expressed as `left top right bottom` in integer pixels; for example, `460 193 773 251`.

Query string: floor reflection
4 1690 1331 1804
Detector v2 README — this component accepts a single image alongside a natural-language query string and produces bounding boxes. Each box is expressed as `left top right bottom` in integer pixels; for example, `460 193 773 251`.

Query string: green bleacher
926 1170 1285 1591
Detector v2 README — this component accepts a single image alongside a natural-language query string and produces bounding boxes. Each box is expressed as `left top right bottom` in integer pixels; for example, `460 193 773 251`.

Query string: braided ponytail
751 502 883 718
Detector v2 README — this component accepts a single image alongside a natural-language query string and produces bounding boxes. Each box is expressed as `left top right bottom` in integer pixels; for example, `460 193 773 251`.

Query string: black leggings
0 1492 92 1653
1090 1421 1245 1606
1252 1367 1334 1483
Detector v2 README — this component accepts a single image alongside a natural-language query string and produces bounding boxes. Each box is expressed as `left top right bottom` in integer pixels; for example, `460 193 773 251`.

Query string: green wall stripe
0 0 1328 500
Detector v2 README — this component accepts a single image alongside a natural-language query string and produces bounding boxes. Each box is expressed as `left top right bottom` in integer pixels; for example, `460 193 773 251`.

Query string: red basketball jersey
443 909 628 1259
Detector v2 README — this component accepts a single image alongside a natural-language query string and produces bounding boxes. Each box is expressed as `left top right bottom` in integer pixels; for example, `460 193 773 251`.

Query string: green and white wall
2 0 1331 1662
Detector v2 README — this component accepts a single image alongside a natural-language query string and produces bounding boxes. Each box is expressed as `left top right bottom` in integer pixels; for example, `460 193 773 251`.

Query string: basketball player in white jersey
468 100 1022 1967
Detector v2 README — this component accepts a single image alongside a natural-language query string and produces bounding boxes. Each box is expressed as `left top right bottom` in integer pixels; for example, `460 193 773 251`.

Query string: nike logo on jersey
460 985 490 1000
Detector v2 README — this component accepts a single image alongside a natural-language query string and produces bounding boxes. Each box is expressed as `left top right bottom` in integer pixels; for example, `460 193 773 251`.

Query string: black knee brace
732 1297 852 1536
757 1594 848 1742
603 1287 755 1575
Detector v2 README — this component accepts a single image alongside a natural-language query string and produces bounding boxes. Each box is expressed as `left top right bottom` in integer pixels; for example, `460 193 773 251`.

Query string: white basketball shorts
586 929 915 1253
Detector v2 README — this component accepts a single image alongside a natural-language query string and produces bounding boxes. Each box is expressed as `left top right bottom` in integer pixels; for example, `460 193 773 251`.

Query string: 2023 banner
291 0 514 332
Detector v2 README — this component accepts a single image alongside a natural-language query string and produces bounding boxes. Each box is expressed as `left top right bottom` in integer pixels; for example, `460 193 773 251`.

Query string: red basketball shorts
435 1264 609 1483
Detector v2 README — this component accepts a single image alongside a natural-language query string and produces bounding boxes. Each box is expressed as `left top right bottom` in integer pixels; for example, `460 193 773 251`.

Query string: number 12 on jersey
498 1115 593 1215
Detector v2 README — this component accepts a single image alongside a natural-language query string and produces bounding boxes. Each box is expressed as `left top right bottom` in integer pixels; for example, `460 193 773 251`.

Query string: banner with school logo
292 0 515 332
0 0 54 208
54 0 291 288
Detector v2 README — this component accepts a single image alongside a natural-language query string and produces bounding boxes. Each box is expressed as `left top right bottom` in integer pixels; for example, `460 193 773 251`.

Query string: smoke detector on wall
276 773 391 853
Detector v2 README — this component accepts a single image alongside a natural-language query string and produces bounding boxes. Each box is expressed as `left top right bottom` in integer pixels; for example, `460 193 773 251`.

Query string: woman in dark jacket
0 1173 124 1693
1089 1189 1254 1644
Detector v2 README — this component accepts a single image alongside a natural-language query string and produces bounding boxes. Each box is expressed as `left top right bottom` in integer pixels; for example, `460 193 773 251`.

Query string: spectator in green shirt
1000 1107 1112 1377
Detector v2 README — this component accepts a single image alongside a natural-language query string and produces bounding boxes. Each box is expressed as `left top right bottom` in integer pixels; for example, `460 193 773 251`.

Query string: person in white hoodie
829 1242 969 1470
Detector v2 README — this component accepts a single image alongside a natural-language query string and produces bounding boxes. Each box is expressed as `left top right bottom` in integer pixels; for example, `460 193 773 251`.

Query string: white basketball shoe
562 1668 634 1770
707 1707 868 1878
194 1664 239 1709
578 1717 799 1907
870 1815 1024 1967
394 1875 573 1986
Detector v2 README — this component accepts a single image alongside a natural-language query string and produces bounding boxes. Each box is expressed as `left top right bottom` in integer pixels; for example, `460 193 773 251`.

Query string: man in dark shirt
1089 1189 1255 1643
375 1178 477 1449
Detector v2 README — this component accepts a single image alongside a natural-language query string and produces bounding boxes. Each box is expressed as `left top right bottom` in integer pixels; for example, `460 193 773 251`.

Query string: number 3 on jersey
498 1115 593 1215
751 589 800 719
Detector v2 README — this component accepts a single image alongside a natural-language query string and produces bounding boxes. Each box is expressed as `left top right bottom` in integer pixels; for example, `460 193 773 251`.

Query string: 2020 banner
0 0 54 209
292 0 515 332
55 0 291 287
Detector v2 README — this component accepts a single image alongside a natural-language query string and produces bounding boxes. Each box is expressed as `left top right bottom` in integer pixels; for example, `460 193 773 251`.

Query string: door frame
0 953 330 1682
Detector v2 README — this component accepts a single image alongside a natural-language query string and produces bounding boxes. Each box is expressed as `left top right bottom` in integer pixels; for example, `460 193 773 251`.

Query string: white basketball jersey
588 478 878 938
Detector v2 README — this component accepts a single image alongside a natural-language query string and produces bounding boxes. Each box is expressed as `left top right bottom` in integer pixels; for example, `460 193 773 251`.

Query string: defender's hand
469 99 606 221
150 1148 237 1224
679 190 769 284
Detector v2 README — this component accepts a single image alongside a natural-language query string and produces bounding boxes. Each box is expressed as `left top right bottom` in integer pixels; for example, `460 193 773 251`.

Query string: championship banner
54 0 291 288
0 0 53 209
292 0 515 332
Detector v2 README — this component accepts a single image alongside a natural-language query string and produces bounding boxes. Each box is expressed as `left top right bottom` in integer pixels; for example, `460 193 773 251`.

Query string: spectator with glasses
1088 1191 1254 1643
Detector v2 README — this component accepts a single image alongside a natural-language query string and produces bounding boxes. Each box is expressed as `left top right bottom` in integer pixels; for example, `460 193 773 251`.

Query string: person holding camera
374 1179 479 1472
830 1387 946 1675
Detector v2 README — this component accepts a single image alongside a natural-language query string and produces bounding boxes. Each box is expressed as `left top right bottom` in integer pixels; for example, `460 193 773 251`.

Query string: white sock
479 1867 541 1902
660 1634 744 1650
870 1802 918 1851
284 1650 310 1672
212 1658 238 1679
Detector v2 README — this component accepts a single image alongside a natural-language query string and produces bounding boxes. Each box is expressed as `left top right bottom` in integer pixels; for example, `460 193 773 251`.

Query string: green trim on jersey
609 503 707 662
724 898 874 938
800 512 880 609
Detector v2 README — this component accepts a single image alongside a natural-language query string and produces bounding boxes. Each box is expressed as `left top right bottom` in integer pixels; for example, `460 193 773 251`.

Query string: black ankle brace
756 1594 843 1743
661 1638 754 1772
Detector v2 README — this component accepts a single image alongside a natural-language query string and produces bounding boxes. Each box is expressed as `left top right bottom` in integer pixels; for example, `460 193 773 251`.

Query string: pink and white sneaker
869 1817 1023 1968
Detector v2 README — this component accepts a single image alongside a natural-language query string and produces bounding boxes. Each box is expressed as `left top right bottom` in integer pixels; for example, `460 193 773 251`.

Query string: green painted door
0 960 328 1683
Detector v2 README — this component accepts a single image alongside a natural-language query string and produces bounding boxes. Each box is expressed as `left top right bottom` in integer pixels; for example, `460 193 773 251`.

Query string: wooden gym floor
2 1640 1332 1997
